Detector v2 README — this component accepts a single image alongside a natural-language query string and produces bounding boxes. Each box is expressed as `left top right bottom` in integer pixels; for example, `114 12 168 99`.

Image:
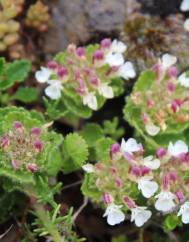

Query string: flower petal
35 67 52 83
82 163 95 173
45 81 63 100
105 53 124 66
145 123 160 136
178 72 189 87
180 0 189 11
162 54 177 69
118 62 136 80
98 83 114 98
111 39 127 53
83 92 98 110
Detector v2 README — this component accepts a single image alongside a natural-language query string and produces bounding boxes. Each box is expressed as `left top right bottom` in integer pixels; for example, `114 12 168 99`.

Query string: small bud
34 140 43 152
110 166 117 174
101 38 111 48
110 143 120 160
93 50 104 61
162 174 169 190
167 81 176 92
115 177 123 187
76 47 86 57
1 135 10 148
14 121 23 129
175 191 185 203
103 193 113 205
141 166 151 176
47 61 58 70
12 159 21 170
27 163 38 173
168 66 177 79
123 196 136 209
31 127 41 136
130 166 141 177
58 67 68 79
90 76 100 86
156 147 167 158
169 171 177 183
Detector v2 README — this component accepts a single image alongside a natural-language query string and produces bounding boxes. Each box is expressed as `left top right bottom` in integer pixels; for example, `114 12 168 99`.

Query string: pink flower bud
130 166 141 177
58 67 68 79
95 163 104 170
14 121 23 129
90 76 100 86
77 79 87 96
101 38 112 48
141 166 151 176
47 61 58 70
156 147 167 158
123 196 136 209
103 193 113 205
153 63 163 77
175 191 185 203
27 163 38 173
93 50 104 61
171 99 182 113
147 99 155 108
110 143 120 160
167 81 176 92
12 159 21 170
76 47 86 57
168 66 177 79
169 171 177 183
162 174 169 190
115 177 123 187
110 166 117 174
1 135 10 148
34 140 43 152
141 113 150 124
31 127 41 136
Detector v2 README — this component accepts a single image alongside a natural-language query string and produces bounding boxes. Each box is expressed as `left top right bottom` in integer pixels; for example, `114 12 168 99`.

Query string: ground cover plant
1 0 189 242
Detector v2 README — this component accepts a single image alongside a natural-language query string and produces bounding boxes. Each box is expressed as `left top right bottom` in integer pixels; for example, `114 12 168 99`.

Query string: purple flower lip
58 67 68 78
1 135 10 148
93 50 104 60
156 147 167 158
27 163 38 173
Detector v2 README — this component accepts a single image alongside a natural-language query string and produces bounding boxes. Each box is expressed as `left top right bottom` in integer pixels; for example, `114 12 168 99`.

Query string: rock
44 0 136 55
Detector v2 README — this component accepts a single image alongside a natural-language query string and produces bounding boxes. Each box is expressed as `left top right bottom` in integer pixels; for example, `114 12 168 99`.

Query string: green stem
139 228 144 242
33 202 62 242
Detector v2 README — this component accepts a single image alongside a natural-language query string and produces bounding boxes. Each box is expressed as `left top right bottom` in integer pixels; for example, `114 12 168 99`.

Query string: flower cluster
82 138 189 227
129 54 189 136
35 39 136 110
0 121 44 173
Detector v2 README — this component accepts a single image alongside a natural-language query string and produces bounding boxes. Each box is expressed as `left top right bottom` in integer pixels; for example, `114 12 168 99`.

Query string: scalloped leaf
61 133 89 173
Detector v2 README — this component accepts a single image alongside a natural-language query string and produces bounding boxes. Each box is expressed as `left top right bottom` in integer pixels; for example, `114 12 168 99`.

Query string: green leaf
164 215 181 231
80 123 103 147
61 133 89 173
96 137 114 161
6 59 31 83
12 87 39 103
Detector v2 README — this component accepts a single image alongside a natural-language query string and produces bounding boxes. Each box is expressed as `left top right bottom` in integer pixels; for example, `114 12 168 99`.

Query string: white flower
161 54 177 69
145 123 160 136
155 191 176 212
143 156 160 170
178 72 189 87
184 18 189 31
180 0 189 11
98 83 114 98
131 206 152 227
111 39 127 54
168 140 188 157
178 202 189 224
121 138 142 155
103 204 125 226
35 67 52 83
105 52 124 66
138 177 158 198
45 80 63 100
83 92 98 110
82 163 95 173
118 62 136 80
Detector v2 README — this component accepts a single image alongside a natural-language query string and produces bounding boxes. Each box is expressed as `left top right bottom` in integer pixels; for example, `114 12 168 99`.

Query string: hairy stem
139 228 144 242
33 202 62 242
